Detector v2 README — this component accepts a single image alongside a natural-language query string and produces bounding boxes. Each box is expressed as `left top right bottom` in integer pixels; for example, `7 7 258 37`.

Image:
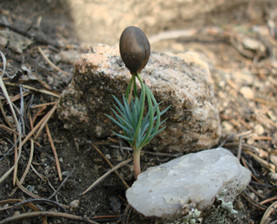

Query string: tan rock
57 44 221 153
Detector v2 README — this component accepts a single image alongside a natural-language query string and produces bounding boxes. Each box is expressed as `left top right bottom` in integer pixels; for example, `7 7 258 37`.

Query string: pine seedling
106 26 170 179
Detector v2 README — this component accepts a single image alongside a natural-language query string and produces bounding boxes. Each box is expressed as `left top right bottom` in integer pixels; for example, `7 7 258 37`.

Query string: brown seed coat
119 26 150 74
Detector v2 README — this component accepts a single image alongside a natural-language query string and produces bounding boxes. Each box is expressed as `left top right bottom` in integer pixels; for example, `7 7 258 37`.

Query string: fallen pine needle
260 196 277 205
0 211 99 224
46 123 62 181
82 158 132 195
16 178 40 199
0 199 47 224
260 200 277 224
0 102 58 184
92 144 129 189
38 47 71 77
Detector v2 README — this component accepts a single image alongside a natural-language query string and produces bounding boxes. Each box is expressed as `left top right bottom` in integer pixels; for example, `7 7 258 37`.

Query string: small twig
82 158 132 195
241 192 266 211
14 198 67 212
0 100 13 128
13 85 25 185
237 136 242 160
0 124 19 135
12 134 18 186
260 196 277 205
122 204 133 224
45 123 62 181
92 144 129 189
0 102 58 184
0 211 99 224
0 198 47 224
38 47 70 76
260 201 277 224
31 101 57 108
10 139 34 196
34 101 58 139
0 51 23 186
16 178 40 199
243 148 276 173
4 82 60 98
48 168 74 200
30 164 47 181
0 138 18 162
19 127 35 184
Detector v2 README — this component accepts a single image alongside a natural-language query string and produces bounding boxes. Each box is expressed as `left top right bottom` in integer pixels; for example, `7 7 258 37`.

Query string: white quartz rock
126 147 251 218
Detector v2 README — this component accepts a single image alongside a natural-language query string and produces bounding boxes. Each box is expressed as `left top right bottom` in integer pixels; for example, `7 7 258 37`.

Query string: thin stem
134 73 145 145
126 74 135 103
133 147 141 179
133 76 137 98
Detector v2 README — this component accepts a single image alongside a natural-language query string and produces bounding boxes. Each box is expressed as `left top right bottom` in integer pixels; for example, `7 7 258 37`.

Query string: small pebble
222 121 233 133
249 192 256 200
13 211 20 216
70 199 80 209
254 124 264 135
240 86 254 99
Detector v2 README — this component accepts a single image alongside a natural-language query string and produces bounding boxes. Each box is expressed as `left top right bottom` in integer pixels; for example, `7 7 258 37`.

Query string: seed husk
119 26 150 74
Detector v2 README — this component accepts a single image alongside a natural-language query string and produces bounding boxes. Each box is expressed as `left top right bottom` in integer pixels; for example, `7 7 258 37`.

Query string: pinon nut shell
119 26 150 74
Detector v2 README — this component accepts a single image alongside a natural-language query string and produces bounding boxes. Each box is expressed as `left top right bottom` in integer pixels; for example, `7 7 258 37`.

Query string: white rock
126 147 251 218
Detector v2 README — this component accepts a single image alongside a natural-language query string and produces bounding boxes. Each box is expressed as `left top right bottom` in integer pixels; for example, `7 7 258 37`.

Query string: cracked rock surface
57 44 221 153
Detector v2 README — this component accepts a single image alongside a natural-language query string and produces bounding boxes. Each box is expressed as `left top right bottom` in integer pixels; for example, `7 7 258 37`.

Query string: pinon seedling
106 26 170 179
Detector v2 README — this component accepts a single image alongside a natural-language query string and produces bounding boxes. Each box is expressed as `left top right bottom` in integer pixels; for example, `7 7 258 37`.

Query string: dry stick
0 124 19 135
260 201 277 224
9 91 30 103
241 157 264 184
30 164 47 181
38 47 71 77
92 144 129 189
15 140 35 192
0 199 48 224
260 196 277 205
243 149 276 173
0 102 58 184
45 123 62 181
4 82 60 98
31 101 57 108
241 192 266 211
19 118 35 183
0 199 40 212
48 168 74 200
34 102 58 139
0 100 13 128
16 178 41 199
12 134 18 186
0 51 22 186
9 140 34 197
0 211 99 224
32 105 47 124
82 158 132 195
13 85 25 185
237 136 242 160
14 198 66 212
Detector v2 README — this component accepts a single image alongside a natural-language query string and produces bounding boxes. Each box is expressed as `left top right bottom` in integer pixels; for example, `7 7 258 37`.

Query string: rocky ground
0 0 277 223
